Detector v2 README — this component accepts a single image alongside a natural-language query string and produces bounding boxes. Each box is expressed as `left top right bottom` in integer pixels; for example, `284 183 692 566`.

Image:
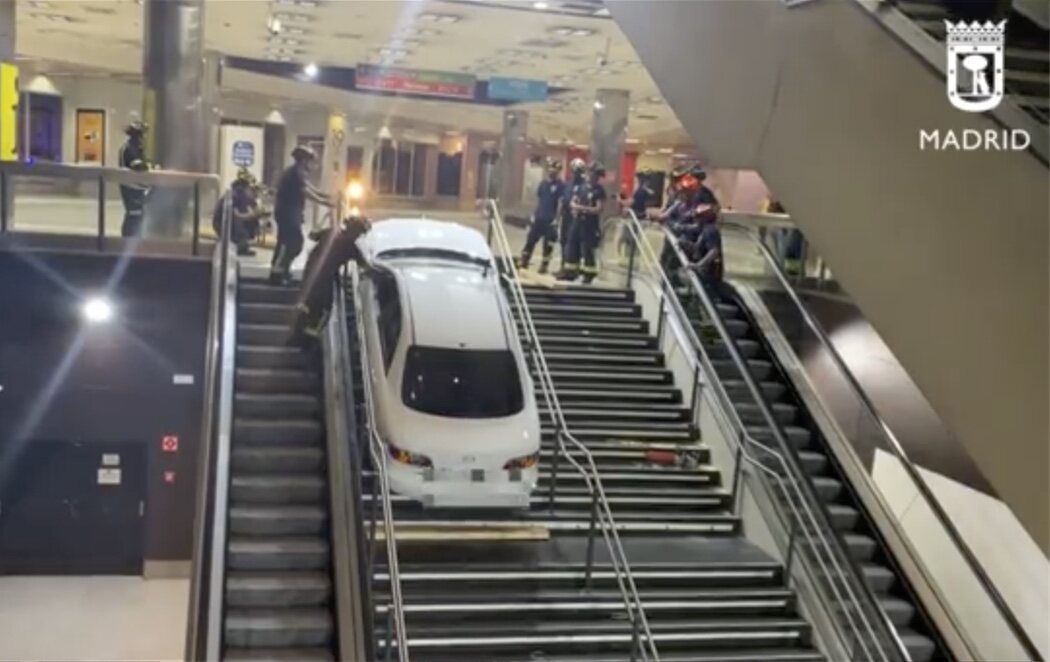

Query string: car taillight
387 443 433 468
504 453 539 470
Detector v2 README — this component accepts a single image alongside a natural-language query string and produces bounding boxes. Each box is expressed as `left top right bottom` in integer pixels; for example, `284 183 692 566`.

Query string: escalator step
235 394 321 419
224 646 334 662
230 475 325 504
233 419 324 445
236 368 320 394
229 505 327 536
227 537 329 571
232 446 325 474
224 607 333 649
226 571 332 608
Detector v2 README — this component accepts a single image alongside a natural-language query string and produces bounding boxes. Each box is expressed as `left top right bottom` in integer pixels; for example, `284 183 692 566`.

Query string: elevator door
0 441 145 574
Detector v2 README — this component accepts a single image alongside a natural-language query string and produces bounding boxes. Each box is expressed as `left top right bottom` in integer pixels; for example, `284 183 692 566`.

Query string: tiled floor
0 576 188 661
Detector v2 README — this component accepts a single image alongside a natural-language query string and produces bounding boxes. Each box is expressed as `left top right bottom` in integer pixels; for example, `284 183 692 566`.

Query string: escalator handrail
324 272 370 662
185 195 237 661
347 264 410 662
485 199 659 661
621 209 907 662
722 219 1044 661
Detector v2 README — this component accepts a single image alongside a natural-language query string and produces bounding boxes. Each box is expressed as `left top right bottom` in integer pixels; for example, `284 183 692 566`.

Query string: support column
142 0 207 236
320 111 347 206
201 50 222 176
262 109 287 189
459 132 483 207
423 145 438 199
0 0 16 225
496 110 528 209
589 89 630 215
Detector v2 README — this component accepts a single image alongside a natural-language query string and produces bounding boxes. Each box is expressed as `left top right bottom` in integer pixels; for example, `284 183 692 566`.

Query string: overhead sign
232 140 256 167
488 77 549 102
356 64 476 100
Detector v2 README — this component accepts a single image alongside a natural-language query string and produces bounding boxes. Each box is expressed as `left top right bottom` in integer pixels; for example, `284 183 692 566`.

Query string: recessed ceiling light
27 0 52 7
274 11 313 22
378 47 410 58
81 297 114 324
593 100 605 110
658 147 674 154
533 1 549 8
646 96 662 104
418 12 462 23
550 26 595 37
400 27 441 38
625 138 640 144
266 54 293 62
283 25 307 36
275 0 320 6
269 37 302 47
303 62 318 77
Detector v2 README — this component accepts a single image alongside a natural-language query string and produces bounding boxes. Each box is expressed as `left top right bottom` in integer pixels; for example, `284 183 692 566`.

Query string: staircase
893 0 1049 124
222 279 335 662
675 283 942 662
354 282 826 660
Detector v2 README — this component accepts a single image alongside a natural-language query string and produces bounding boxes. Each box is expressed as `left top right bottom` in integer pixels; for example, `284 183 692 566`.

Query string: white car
357 218 540 509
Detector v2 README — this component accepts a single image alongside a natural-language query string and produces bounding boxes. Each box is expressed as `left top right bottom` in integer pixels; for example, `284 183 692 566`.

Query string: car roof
397 263 511 351
363 218 492 264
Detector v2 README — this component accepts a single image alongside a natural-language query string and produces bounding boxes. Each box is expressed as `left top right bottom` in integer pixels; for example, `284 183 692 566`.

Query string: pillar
262 109 287 189
201 50 222 176
496 110 528 209
589 89 630 214
459 132 483 207
142 0 206 236
0 0 15 224
423 145 438 199
320 111 347 205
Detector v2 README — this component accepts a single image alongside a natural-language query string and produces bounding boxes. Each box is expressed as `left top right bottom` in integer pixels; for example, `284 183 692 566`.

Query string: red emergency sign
162 435 179 452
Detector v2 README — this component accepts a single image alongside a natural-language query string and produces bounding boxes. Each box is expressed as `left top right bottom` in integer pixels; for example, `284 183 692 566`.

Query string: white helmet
569 158 586 173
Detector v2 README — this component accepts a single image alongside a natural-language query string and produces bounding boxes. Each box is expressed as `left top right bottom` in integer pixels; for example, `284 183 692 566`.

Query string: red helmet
679 174 700 192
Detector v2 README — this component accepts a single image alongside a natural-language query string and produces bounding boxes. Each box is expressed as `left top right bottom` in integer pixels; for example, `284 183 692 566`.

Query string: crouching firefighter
290 214 373 345
558 160 607 284
519 158 566 274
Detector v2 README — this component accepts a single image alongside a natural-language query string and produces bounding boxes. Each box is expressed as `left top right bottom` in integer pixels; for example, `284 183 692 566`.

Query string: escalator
608 0 1050 551
223 279 334 660
675 282 942 662
186 254 368 661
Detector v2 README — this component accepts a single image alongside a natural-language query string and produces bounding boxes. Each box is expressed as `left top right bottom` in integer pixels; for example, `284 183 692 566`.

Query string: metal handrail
0 161 222 255
723 220 1045 661
485 199 658 661
347 265 410 662
185 194 236 661
619 209 906 662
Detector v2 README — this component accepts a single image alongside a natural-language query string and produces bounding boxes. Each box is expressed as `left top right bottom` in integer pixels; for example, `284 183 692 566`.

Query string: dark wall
0 249 210 561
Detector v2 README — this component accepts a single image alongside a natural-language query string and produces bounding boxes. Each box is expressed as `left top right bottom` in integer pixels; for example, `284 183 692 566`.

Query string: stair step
543 368 673 385
234 419 324 445
542 350 664 368
381 564 783 589
827 503 860 530
229 505 327 536
547 388 682 404
224 646 333 662
522 318 649 335
862 564 896 593
523 286 634 303
224 607 333 649
542 407 692 423
236 393 322 419
232 446 325 474
231 475 326 504
537 334 657 350
226 571 332 607
519 302 642 318
237 345 314 370
227 537 330 571
237 368 320 394
544 426 696 443
239 282 299 305
240 302 296 326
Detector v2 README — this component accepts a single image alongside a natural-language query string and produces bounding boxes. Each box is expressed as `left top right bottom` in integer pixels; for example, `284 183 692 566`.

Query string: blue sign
488 77 549 102
232 140 255 167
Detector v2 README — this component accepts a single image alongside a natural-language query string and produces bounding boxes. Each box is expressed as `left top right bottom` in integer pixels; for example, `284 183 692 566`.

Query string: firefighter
290 213 373 345
558 160 607 285
270 145 334 285
559 158 587 269
118 121 151 237
519 158 566 274
212 169 269 256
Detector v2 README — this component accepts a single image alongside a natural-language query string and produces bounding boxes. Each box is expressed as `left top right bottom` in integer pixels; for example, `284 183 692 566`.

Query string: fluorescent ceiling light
274 11 313 22
593 100 605 110
275 0 320 5
401 27 441 37
658 147 673 154
303 62 319 77
30 12 76 22
646 96 662 104
625 138 640 144
533 1 549 8
378 48 410 57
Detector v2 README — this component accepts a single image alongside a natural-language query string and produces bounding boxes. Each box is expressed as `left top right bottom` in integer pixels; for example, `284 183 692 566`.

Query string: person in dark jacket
270 145 334 285
290 214 373 345
630 169 656 218
559 158 587 269
212 169 269 256
118 121 151 237
558 160 607 284
519 158 566 274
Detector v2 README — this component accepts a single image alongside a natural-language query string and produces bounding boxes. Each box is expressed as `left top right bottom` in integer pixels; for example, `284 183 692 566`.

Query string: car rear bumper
387 462 537 509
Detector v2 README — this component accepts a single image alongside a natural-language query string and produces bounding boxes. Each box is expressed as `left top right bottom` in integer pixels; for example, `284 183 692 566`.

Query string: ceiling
13 0 694 151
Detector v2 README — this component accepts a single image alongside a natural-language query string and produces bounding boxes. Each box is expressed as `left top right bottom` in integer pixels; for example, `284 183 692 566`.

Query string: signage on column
356 64 476 100
232 140 255 167
488 77 549 102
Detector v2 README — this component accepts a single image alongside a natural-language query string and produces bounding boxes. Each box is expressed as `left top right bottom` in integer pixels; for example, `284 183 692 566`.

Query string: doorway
0 441 145 575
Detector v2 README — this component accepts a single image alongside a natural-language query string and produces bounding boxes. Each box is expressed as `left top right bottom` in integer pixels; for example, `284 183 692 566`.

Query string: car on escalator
357 218 540 509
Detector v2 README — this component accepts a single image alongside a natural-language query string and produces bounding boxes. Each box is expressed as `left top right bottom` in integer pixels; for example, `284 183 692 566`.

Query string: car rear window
402 345 524 418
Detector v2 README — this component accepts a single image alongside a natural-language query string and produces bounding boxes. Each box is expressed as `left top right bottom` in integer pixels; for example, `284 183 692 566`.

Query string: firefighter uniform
520 170 566 274
118 124 150 237
561 172 606 283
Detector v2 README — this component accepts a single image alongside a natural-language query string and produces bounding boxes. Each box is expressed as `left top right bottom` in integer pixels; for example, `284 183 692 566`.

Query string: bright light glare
347 180 365 200
348 205 361 217
303 62 319 78
593 100 605 110
82 297 113 323
533 1 549 8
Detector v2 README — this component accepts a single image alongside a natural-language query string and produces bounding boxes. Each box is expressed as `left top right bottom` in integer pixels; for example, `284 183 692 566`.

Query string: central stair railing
484 199 659 662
